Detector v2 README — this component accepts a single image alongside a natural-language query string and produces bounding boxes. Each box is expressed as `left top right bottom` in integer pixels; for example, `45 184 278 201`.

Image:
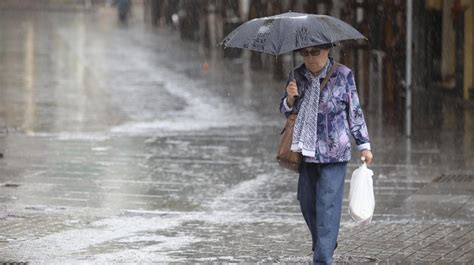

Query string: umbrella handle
292 95 299 109
291 52 299 103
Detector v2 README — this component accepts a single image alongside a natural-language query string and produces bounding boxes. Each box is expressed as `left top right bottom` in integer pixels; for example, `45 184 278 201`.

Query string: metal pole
405 0 413 137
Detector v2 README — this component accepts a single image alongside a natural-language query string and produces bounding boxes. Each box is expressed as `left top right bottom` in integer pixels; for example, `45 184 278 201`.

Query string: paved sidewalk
1 208 472 263
0 6 473 264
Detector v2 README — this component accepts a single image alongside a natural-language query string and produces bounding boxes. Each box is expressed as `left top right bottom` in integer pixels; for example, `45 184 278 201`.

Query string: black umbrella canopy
222 12 367 55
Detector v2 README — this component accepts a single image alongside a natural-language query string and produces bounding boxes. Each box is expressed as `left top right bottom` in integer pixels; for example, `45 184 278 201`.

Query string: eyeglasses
299 49 321 57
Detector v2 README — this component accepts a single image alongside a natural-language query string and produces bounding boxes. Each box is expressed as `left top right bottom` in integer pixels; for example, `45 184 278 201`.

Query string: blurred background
0 1 473 263
147 0 474 128
1 0 473 133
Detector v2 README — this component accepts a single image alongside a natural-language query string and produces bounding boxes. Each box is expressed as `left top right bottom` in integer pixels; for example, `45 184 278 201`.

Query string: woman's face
300 47 330 74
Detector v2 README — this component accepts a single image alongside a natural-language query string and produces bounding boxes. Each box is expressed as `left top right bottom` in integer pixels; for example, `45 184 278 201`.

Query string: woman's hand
286 80 299 107
361 150 373 165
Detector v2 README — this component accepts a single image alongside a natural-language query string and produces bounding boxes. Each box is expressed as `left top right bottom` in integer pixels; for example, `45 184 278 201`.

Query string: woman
280 44 373 265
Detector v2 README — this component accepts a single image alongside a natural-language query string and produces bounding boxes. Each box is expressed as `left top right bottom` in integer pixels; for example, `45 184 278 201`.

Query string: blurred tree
145 0 178 27
178 0 202 40
382 0 405 122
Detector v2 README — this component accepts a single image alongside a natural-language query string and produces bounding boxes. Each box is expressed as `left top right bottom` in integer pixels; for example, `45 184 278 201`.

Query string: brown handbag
276 63 339 173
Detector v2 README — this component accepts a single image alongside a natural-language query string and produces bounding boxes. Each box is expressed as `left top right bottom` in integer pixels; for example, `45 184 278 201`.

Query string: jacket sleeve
346 71 371 151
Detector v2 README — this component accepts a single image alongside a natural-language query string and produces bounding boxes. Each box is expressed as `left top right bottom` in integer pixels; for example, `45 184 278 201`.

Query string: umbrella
221 11 366 56
222 11 366 101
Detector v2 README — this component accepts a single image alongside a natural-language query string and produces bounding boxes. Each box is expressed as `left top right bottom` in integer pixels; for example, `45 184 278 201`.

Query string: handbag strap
321 62 339 90
292 62 339 115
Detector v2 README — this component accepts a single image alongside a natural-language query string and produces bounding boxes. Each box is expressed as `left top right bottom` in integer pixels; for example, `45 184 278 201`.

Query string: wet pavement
0 5 473 264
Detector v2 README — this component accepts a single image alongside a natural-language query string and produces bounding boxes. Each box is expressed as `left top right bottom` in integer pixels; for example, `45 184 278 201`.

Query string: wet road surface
0 5 473 263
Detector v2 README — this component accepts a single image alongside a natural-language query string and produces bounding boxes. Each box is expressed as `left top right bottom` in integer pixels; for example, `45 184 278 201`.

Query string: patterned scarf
291 60 331 157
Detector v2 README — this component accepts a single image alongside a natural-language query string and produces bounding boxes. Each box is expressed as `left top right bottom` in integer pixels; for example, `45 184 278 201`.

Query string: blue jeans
298 162 347 265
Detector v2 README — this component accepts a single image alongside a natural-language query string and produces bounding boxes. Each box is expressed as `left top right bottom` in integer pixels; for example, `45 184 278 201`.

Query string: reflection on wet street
0 5 473 263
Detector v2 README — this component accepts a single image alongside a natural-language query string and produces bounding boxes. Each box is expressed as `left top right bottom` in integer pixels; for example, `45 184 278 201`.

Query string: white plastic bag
348 163 375 224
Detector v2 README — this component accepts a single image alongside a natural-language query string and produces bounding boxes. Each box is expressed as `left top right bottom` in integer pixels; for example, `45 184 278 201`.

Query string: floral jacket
280 59 371 163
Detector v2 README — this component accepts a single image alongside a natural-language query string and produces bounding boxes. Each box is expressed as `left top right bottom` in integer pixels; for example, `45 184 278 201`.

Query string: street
0 5 473 263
